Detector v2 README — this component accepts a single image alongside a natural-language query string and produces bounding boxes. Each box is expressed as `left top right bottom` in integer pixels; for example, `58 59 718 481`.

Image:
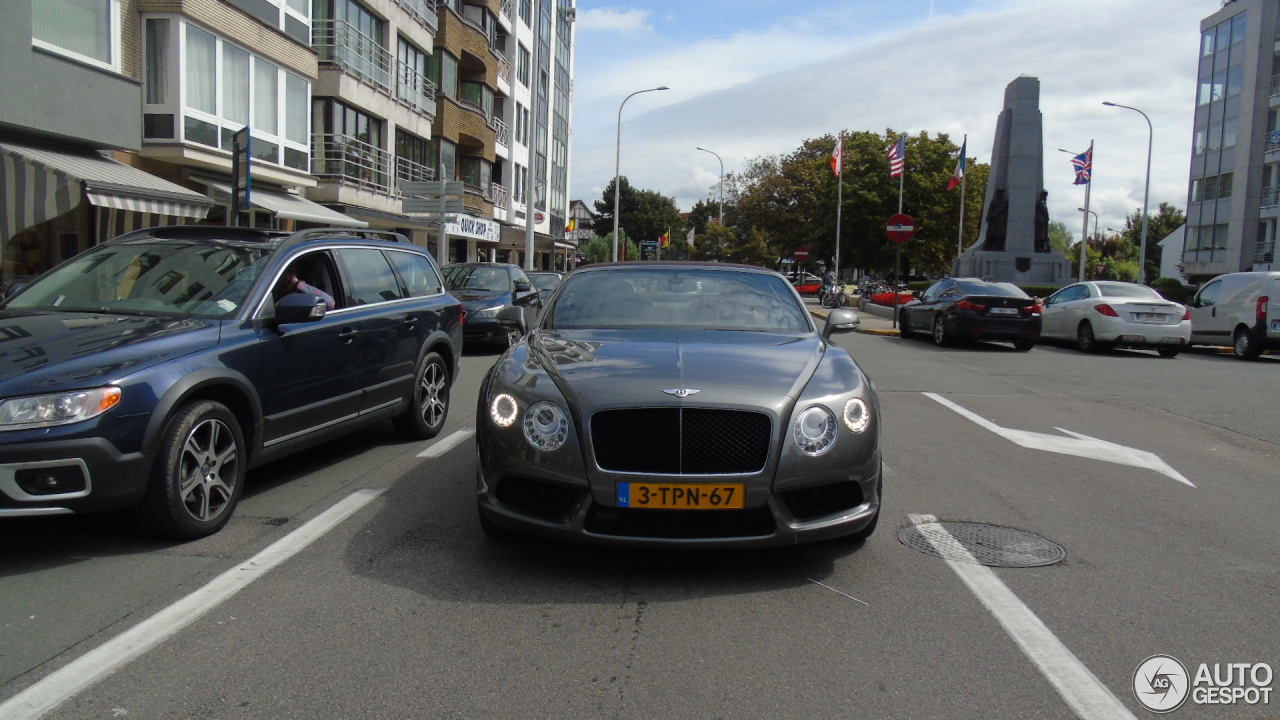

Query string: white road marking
0 489 384 720
923 392 1193 487
416 428 475 458
907 513 1137 720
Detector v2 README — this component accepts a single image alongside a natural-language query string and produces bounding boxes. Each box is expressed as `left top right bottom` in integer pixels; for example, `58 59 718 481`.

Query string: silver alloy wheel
933 315 947 346
420 358 448 428
178 417 239 523
1077 321 1096 353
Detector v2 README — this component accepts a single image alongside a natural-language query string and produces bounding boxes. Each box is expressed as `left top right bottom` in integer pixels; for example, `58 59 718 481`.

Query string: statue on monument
1034 190 1050 253
980 188 1008 252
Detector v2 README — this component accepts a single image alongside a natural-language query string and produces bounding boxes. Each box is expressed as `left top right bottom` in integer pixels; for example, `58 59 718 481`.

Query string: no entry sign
794 245 809 260
886 214 914 243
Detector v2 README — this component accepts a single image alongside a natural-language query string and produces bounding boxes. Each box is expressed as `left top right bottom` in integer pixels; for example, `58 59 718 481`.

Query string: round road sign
887 214 914 243
794 246 809 260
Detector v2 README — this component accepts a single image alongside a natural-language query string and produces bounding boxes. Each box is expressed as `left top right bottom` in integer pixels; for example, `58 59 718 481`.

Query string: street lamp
1078 207 1098 244
612 86 669 261
1103 101 1153 284
695 146 724 227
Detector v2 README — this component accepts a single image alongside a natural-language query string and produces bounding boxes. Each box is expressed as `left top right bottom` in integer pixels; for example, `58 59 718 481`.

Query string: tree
1112 202 1187 283
593 178 684 258
579 232 638 265
591 176 637 238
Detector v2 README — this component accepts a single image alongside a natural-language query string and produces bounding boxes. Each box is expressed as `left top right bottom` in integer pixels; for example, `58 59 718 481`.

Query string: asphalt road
1 326 1276 719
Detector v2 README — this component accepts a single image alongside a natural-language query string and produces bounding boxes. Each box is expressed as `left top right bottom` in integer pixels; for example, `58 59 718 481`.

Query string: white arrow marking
923 392 1194 487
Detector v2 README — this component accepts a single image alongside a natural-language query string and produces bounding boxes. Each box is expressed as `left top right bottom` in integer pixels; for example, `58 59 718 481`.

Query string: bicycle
820 285 847 309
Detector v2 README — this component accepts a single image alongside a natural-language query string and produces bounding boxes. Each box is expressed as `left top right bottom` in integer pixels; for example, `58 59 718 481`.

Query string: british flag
1072 146 1092 185
887 136 905 178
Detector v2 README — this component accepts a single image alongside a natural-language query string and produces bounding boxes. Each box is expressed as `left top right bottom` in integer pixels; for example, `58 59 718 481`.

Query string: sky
567 0 1214 243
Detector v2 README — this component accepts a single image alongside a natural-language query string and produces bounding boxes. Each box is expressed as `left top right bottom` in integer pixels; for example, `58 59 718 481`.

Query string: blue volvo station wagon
0 226 462 539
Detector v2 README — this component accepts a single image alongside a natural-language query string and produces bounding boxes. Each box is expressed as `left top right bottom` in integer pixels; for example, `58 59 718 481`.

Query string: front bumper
0 436 152 516
463 317 519 345
476 452 882 548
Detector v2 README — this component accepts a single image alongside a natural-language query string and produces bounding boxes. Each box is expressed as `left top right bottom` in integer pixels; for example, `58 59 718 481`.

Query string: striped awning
0 141 214 242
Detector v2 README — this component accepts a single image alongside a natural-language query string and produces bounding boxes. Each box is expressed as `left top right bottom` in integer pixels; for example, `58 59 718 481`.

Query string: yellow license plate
617 482 745 510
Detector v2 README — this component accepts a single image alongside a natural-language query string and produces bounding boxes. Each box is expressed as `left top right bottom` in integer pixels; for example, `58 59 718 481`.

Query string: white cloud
569 0 1206 242
577 8 653 32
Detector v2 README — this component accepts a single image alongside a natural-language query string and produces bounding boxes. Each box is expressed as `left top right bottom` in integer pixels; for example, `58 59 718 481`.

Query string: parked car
527 270 564 302
790 272 823 296
1187 271 1280 359
0 226 462 539
898 277 1041 351
1040 281 1190 356
475 262 882 547
442 262 543 350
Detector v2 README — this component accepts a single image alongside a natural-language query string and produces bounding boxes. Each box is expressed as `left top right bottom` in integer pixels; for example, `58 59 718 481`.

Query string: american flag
887 136 905 178
1072 147 1092 185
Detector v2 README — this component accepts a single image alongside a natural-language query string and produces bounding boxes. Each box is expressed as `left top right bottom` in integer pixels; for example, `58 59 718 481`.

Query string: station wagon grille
590 408 771 474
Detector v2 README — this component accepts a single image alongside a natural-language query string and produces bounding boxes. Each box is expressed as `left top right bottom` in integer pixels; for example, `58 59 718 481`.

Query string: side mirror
912 290 922 300
273 293 327 326
822 309 860 339
515 280 532 292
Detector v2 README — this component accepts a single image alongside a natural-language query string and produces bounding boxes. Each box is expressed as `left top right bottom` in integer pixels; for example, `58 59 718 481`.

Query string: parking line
416 428 474 458
0 489 385 720
906 513 1136 720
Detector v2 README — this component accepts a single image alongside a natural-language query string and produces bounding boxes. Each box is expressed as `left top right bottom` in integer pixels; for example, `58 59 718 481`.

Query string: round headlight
843 398 871 433
523 401 568 451
793 405 837 456
490 393 518 427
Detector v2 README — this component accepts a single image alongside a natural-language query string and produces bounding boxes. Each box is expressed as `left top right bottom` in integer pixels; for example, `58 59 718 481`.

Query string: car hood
452 290 507 307
0 310 220 395
530 328 824 410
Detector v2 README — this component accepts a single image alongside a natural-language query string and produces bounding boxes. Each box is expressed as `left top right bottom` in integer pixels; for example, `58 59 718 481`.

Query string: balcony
395 0 438 33
313 20 393 95
490 115 510 146
1262 186 1280 210
395 155 436 187
312 133 392 194
490 181 508 207
397 62 438 115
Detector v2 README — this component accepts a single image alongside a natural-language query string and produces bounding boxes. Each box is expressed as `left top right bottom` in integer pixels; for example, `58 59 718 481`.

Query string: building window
519 0 531 25
146 18 309 172
32 0 121 71
314 98 387 188
227 0 312 45
395 128 433 182
517 44 530 87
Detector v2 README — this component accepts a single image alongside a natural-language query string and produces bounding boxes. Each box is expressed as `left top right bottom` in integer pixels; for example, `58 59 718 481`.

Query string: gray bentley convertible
475 262 882 547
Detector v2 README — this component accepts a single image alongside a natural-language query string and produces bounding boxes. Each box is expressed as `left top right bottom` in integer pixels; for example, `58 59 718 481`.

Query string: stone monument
953 75 1071 286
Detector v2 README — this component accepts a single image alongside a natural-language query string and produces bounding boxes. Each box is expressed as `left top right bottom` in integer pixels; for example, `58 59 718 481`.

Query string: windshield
1096 282 1162 300
2 241 272 319
444 265 509 293
529 274 561 291
546 268 811 332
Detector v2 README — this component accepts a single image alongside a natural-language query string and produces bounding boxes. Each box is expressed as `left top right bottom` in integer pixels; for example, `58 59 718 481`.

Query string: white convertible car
1039 281 1190 357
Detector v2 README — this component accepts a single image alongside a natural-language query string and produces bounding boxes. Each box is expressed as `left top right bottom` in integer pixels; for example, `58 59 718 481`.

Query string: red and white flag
830 133 843 177
947 138 966 190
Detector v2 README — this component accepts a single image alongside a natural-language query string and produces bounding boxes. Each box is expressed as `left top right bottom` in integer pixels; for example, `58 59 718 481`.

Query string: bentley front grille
590 408 771 475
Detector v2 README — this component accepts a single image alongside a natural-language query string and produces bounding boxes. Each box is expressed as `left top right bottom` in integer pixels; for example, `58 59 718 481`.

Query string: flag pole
895 133 905 326
1079 140 1093 282
957 134 966 259
835 131 843 286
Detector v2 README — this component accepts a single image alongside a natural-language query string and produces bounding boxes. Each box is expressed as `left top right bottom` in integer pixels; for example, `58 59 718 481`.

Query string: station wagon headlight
843 398 871 433
490 393 518 427
793 405 837 456
475 306 502 319
0 387 122 430
523 401 568 451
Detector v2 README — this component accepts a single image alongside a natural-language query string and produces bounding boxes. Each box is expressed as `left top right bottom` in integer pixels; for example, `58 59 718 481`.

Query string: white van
1187 271 1280 359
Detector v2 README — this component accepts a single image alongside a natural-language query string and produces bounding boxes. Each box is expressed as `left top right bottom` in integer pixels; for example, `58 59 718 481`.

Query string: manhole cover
898 522 1066 568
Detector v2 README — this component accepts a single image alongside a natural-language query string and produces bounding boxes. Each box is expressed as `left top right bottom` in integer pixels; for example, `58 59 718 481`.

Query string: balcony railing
490 182 508 207
395 156 436 188
1262 186 1280 209
312 133 392 194
496 55 512 84
313 20 393 95
490 116 510 146
1271 74 1280 99
501 0 514 22
397 61 438 114
396 0 438 32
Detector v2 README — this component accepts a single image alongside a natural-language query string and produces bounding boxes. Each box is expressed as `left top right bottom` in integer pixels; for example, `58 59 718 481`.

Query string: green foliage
579 232 638 264
1152 277 1195 304
1112 202 1187 283
592 177 684 254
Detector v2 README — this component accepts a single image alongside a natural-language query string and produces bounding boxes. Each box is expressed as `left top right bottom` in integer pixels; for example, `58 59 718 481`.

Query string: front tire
1233 327 1261 360
135 400 245 540
898 310 913 339
394 351 450 440
1013 339 1035 352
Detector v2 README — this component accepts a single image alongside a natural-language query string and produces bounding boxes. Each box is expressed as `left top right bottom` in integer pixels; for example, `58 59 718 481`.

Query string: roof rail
288 228 410 244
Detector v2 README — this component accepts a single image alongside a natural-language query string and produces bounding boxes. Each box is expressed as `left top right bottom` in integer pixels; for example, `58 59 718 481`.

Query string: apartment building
1185 0 1277 283
1 0 217 287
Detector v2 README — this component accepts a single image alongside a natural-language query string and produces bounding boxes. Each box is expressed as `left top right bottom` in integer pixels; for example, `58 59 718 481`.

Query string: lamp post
612 86 669 262
1079 207 1098 245
695 146 724 227
1103 101 1152 284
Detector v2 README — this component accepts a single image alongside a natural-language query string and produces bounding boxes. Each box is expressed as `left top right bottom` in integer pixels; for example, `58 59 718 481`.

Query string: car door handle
403 316 419 329
338 328 358 344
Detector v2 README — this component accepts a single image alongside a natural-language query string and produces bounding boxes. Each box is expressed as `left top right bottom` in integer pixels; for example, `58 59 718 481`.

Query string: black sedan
475 262 882 547
442 262 543 349
898 277 1041 351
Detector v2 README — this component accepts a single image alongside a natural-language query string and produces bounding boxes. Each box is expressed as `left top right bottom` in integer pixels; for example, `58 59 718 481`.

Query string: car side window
1196 280 1220 308
336 248 405 306
387 250 443 297
512 269 530 292
924 280 949 300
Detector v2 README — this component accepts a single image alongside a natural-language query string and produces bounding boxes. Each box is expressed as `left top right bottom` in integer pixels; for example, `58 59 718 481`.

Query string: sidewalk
806 297 900 336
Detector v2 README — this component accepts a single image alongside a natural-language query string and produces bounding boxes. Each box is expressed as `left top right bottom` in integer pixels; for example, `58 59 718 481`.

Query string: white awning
1 141 214 241
197 178 368 228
